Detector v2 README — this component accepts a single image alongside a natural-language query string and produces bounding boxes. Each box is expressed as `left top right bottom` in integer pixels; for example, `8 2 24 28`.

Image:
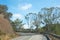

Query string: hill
0 14 14 34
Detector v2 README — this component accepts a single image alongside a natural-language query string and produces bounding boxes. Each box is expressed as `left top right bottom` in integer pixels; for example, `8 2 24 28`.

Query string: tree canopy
11 19 24 31
25 7 60 33
0 4 12 20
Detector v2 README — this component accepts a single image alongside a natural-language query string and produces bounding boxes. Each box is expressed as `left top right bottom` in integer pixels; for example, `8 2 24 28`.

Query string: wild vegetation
11 7 60 35
0 4 15 40
25 7 60 35
0 4 60 40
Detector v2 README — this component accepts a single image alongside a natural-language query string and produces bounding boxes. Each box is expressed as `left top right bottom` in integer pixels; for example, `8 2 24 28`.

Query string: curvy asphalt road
11 33 47 40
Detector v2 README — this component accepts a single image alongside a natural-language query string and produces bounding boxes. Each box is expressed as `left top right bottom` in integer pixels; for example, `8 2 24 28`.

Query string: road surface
11 34 47 40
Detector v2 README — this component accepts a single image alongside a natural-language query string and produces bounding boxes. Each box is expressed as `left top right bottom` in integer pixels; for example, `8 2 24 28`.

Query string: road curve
11 34 47 40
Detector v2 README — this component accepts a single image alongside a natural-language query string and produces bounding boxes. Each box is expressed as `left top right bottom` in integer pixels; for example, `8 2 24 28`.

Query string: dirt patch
0 14 14 34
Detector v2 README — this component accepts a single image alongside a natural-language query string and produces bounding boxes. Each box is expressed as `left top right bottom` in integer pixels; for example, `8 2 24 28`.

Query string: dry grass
49 35 60 40
0 34 18 40
0 35 10 40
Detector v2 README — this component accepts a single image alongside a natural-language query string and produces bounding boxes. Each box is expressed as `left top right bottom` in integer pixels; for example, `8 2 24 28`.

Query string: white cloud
18 3 32 10
23 24 29 29
11 13 24 21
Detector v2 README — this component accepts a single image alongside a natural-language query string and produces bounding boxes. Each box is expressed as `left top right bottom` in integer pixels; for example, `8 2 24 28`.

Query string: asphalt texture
11 33 48 40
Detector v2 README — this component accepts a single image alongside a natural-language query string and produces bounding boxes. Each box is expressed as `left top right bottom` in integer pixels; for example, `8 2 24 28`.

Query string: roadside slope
0 14 14 34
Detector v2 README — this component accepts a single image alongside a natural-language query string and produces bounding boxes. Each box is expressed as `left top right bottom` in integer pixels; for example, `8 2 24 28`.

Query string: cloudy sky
0 0 60 28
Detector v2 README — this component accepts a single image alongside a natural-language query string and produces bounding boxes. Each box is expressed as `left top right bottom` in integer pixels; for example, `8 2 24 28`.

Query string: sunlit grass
0 31 18 40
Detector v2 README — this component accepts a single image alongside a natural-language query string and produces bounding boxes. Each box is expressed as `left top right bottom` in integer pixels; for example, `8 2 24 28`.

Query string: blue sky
0 0 60 28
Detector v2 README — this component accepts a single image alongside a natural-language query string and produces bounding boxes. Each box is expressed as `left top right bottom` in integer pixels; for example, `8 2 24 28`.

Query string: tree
0 5 8 13
25 7 60 33
0 4 12 21
25 13 42 32
40 7 60 33
11 19 24 31
4 12 12 21
25 15 29 28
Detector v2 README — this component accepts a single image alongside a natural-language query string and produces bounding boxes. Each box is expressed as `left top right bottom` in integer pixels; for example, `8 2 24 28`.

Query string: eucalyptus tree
0 4 12 21
0 5 8 13
25 13 42 32
40 7 60 32
25 14 29 28
11 19 24 31
4 12 12 21
25 7 60 33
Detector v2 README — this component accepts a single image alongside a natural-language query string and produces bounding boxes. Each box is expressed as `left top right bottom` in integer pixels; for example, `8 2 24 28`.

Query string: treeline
25 7 60 35
11 7 60 35
1 4 60 35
